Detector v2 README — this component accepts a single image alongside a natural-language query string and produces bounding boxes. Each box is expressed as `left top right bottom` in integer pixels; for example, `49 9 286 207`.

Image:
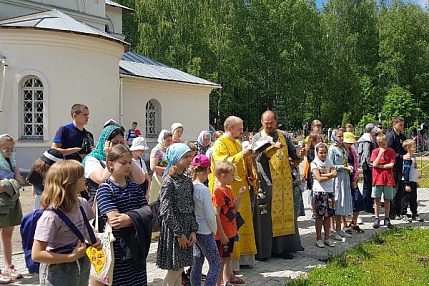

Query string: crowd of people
0 103 424 286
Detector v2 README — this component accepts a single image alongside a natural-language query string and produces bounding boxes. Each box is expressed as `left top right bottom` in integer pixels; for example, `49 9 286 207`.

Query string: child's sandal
230 275 245 284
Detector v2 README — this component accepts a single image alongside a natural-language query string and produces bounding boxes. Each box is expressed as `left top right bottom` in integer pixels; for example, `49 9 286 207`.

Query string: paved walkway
5 186 429 285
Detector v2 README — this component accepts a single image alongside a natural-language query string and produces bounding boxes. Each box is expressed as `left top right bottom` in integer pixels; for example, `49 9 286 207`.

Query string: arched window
21 76 44 139
146 99 161 138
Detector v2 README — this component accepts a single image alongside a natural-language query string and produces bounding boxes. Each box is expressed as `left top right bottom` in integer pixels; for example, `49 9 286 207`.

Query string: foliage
116 0 429 131
357 114 377 129
381 85 417 124
288 227 429 285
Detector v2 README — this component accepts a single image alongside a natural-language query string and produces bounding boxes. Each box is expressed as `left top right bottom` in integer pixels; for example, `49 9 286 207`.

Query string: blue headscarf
82 125 121 166
163 143 191 176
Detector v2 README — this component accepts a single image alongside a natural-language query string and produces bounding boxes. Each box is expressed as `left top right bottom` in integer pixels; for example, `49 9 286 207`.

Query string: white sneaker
315 240 325 248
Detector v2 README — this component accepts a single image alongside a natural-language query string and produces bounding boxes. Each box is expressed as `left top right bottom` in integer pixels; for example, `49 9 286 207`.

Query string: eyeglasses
1 148 15 153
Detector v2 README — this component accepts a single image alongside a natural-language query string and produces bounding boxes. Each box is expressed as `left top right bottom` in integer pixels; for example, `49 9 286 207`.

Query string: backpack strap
52 206 97 245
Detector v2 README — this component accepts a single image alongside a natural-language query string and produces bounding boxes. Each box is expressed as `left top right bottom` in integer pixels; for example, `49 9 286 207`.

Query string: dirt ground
0 186 35 254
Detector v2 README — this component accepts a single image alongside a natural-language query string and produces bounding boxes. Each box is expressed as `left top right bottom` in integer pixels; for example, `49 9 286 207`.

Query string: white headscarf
157 129 171 145
312 142 332 169
197 130 211 147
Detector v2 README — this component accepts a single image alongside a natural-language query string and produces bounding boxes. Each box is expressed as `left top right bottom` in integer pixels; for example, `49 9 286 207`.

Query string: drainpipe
0 55 7 114
119 76 124 126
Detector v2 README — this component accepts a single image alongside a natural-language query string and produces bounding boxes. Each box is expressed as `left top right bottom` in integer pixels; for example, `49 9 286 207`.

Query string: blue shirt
53 123 90 161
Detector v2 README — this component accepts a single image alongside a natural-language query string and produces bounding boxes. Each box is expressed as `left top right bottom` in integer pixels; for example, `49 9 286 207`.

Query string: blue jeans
190 233 221 286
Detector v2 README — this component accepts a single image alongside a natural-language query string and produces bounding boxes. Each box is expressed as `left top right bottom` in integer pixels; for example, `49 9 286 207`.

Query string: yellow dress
208 135 257 260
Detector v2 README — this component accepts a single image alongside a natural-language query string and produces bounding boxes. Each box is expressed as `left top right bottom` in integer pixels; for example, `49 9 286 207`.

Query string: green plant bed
288 227 429 286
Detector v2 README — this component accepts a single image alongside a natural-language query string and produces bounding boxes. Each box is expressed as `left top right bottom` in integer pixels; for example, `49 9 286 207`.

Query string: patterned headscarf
82 125 120 165
163 143 191 176
197 130 211 147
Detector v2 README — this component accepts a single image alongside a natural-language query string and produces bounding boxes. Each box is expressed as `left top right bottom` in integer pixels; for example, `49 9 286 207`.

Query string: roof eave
0 26 130 51
119 73 221 89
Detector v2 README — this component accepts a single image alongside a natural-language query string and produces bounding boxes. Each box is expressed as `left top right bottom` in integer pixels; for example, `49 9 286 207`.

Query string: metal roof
0 9 128 47
105 0 134 14
120 52 220 88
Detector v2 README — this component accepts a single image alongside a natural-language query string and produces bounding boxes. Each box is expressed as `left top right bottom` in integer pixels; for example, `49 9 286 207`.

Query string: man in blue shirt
52 104 93 162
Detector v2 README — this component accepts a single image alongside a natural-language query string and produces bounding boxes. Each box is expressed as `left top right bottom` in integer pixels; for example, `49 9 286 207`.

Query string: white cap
130 137 149 151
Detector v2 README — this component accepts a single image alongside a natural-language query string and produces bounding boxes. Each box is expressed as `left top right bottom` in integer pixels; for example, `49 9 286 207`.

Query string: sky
316 0 427 10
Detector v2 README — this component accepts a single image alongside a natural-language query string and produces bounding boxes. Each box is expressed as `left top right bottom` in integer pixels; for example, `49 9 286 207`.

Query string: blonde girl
32 160 100 286
156 143 198 286
0 134 26 282
96 144 150 286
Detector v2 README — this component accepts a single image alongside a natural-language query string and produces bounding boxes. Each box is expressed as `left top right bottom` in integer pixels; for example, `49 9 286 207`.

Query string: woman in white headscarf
171 122 184 144
150 130 173 203
195 130 211 155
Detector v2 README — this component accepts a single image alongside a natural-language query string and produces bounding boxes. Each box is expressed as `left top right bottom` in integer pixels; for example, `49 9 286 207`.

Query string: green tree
381 85 417 124
378 0 429 114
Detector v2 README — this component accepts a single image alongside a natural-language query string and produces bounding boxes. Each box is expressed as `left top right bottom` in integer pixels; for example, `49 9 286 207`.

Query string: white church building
0 0 219 169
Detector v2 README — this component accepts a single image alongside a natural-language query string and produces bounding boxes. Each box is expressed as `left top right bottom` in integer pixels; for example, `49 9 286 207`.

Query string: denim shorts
39 256 90 286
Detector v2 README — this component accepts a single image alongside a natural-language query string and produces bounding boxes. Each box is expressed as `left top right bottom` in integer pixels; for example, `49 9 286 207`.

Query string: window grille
21 77 44 139
146 99 160 138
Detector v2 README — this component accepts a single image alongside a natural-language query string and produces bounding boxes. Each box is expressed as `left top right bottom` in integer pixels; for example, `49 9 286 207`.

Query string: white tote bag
87 196 116 285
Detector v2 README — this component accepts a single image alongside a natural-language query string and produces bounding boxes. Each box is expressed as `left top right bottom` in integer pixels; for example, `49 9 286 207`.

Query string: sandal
230 275 245 284
352 225 365 233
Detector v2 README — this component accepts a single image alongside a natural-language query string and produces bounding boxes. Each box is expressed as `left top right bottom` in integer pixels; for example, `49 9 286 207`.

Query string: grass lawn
288 227 429 286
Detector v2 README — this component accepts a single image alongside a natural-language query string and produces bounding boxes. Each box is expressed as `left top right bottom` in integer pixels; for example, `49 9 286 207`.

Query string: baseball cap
191 154 211 168
130 137 149 151
40 149 63 166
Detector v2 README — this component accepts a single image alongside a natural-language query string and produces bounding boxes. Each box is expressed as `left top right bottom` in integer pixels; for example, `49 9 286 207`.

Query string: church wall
0 28 124 168
121 76 211 145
